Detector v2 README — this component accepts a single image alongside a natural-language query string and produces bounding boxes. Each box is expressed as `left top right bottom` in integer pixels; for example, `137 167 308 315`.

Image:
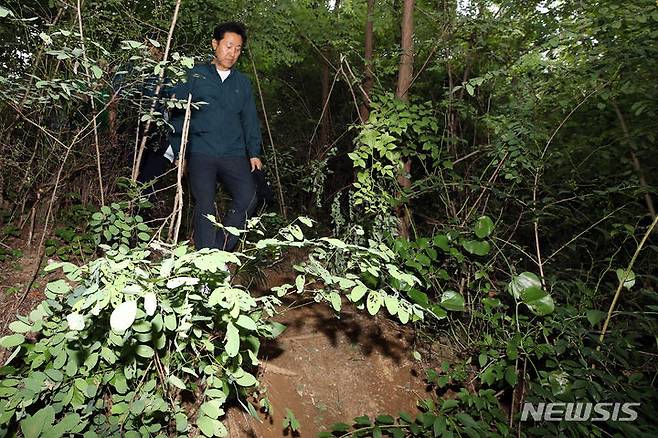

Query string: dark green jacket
169 63 262 158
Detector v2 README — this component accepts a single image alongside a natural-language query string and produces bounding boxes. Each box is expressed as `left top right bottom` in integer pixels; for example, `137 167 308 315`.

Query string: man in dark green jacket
170 22 262 251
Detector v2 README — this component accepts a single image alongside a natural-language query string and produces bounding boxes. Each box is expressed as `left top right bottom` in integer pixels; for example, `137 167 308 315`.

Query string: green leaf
520 286 547 302
110 300 137 333
328 291 341 311
8 320 31 333
45 369 63 382
143 292 157 316
462 240 490 256
45 413 80 438
321 237 347 249
197 415 216 436
508 272 542 299
168 375 186 390
200 399 224 419
375 415 395 425
21 406 55 438
175 413 188 432
266 321 286 338
350 284 368 302
289 224 304 240
440 291 465 311
430 305 448 319
235 315 257 331
366 291 382 315
0 333 24 348
441 399 459 411
474 216 494 238
90 65 102 79
398 306 410 324
615 268 636 289
586 309 606 327
384 295 399 315
135 345 154 358
225 322 240 357
164 314 177 331
433 417 447 436
298 216 313 227
505 366 518 386
408 289 429 307
166 277 199 288
478 352 488 368
46 279 70 295
330 422 350 432
295 274 305 293
433 234 450 251
283 409 300 431
234 371 258 387
66 312 85 331
83 352 99 370
456 413 479 429
525 294 555 316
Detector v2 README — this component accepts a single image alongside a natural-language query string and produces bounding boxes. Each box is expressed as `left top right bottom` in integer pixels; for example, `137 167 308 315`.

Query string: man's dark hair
213 22 247 45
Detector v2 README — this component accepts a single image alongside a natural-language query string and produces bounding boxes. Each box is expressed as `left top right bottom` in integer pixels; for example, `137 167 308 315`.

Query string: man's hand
250 157 263 172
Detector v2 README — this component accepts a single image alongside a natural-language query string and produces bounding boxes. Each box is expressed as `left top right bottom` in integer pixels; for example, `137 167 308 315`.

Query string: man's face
212 32 243 71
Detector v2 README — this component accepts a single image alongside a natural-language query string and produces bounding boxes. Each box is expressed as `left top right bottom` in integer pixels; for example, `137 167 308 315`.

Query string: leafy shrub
0 242 282 437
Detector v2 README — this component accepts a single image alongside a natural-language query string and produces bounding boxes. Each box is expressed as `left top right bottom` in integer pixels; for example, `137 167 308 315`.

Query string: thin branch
598 214 658 346
248 47 287 219
310 62 342 146
170 95 192 244
132 0 183 181
532 82 610 284
76 0 105 206
544 206 625 263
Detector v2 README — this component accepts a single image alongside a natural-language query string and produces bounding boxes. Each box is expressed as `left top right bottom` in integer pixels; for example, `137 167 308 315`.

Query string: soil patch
0 237 45 334
227 298 446 437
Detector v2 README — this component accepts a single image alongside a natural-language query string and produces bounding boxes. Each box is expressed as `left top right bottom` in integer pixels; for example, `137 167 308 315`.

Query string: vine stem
598 214 658 346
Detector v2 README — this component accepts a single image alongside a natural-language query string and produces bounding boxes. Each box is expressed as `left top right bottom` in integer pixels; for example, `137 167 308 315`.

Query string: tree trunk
359 0 375 123
395 0 414 238
395 0 414 101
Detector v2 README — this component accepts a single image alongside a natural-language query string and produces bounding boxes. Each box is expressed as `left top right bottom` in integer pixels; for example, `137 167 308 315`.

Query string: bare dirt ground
226 262 454 438
0 236 45 343
226 300 445 437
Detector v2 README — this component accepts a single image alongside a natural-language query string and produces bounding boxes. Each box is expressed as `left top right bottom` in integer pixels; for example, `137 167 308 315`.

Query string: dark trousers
188 154 257 251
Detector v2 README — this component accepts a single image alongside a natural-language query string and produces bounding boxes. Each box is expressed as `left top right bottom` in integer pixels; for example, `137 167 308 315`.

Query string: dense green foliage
1 0 657 436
